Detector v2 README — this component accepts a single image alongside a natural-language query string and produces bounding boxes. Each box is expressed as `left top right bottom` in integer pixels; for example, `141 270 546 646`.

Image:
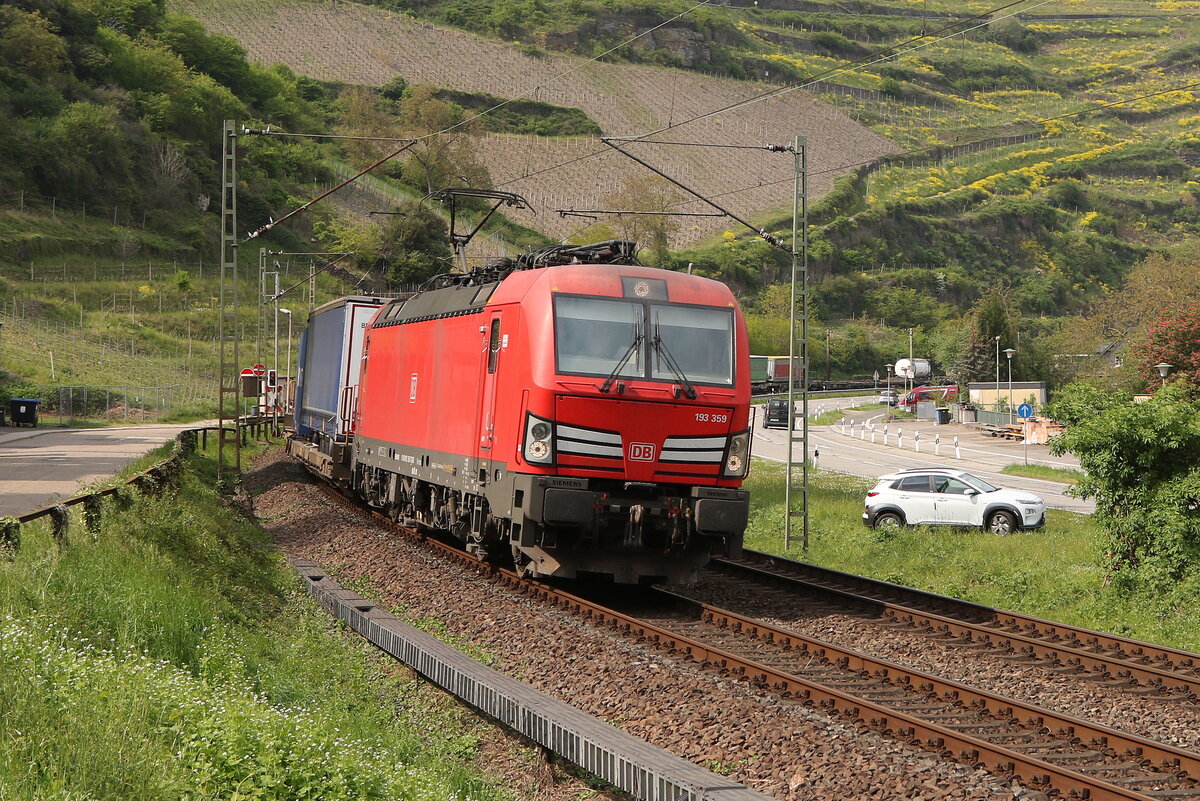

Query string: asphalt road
0 424 201 517
752 395 1094 515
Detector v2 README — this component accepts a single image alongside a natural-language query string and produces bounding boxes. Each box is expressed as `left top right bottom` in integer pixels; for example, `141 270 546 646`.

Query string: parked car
862 467 1045 534
761 397 794 429
877 389 898 406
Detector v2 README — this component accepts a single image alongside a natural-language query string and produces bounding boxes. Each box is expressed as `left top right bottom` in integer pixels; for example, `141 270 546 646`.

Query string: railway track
518 577 1200 801
712 551 1200 703
315 481 1200 800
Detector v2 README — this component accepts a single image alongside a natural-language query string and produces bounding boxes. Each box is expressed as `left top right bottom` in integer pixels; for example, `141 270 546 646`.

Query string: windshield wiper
599 323 642 393
652 320 697 400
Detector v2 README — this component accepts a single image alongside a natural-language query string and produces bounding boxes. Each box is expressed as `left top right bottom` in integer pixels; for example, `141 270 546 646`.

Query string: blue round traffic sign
1017 403 1034 419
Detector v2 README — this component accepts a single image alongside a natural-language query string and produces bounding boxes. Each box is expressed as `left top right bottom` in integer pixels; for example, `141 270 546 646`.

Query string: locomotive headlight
723 430 751 477
523 412 554 465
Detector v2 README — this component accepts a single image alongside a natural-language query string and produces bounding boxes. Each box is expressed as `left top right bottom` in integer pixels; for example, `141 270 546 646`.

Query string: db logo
628 442 656 462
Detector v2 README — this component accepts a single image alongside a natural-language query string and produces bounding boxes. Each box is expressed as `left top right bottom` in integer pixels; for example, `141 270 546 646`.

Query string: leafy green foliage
1133 307 1200 391
434 89 601 136
1047 384 1200 589
0 447 511 800
375 200 453 286
955 287 1016 385
0 0 329 246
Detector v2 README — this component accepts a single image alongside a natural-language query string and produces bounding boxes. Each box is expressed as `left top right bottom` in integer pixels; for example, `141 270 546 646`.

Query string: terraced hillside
170 0 901 245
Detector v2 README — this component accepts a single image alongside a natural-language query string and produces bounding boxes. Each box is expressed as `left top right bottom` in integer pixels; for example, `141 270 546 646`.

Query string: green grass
812 402 885 425
743 458 1200 651
1000 463 1084 485
0 440 512 801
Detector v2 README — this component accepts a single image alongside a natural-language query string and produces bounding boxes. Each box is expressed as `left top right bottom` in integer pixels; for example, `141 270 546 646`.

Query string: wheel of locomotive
987 510 1016 536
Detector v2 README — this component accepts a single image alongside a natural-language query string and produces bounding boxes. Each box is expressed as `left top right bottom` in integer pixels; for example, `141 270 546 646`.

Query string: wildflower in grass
0 620 462 801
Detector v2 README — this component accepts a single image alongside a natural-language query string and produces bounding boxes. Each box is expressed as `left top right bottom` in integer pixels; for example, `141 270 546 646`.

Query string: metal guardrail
0 417 279 555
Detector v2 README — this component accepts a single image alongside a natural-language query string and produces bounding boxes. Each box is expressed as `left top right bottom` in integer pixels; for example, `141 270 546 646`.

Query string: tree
336 86 396 167
380 75 408 100
395 85 490 195
1047 383 1200 589
375 200 451 286
1051 251 1200 389
1133 307 1200 392
953 287 1016 385
0 8 68 81
312 215 383 270
601 175 684 267
39 102 133 202
865 285 945 331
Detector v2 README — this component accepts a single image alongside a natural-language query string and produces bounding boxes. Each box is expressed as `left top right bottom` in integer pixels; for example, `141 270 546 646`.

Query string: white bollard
870 424 876 444
860 422 866 440
883 425 889 446
914 431 921 452
954 436 961 459
897 428 904 449
934 434 941 457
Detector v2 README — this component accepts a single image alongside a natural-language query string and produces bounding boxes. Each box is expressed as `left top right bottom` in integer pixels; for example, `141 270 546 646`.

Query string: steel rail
310 481 1200 800
513 578 1200 801
717 552 1200 699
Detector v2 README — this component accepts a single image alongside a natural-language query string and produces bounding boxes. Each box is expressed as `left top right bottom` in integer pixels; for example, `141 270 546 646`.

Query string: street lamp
885 363 894 403
279 308 294 414
1004 347 1016 424
1155 362 1173 388
907 327 914 398
994 335 1001 414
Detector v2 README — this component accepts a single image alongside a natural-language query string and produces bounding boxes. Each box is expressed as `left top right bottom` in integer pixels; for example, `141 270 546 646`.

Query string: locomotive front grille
660 435 726 464
555 423 623 460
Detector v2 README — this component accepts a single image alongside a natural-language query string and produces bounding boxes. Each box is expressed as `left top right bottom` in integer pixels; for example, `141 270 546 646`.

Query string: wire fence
49 385 193 424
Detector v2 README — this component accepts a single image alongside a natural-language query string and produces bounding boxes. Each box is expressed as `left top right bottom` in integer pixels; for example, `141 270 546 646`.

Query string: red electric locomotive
300 241 752 584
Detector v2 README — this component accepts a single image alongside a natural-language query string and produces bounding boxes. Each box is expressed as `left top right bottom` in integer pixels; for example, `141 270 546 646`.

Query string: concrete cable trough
294 557 774 801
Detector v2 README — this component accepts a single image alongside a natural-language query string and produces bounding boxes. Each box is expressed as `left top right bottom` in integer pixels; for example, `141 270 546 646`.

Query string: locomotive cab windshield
554 295 733 388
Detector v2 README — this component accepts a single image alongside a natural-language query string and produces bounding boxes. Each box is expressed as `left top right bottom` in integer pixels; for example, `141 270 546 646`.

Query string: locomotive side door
476 312 503 483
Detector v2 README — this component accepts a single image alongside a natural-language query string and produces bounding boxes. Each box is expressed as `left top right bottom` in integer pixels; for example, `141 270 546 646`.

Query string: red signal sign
252 363 267 377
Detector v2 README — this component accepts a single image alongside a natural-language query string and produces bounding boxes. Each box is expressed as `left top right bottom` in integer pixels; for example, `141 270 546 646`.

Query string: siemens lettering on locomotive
288 241 752 584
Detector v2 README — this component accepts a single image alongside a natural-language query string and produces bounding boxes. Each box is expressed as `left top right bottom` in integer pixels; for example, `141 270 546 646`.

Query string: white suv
863 468 1045 534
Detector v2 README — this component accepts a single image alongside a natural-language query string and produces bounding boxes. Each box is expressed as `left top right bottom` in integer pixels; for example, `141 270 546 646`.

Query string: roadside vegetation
744 459 1200 652
811 402 885 425
0 438 514 800
1000 463 1084 484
